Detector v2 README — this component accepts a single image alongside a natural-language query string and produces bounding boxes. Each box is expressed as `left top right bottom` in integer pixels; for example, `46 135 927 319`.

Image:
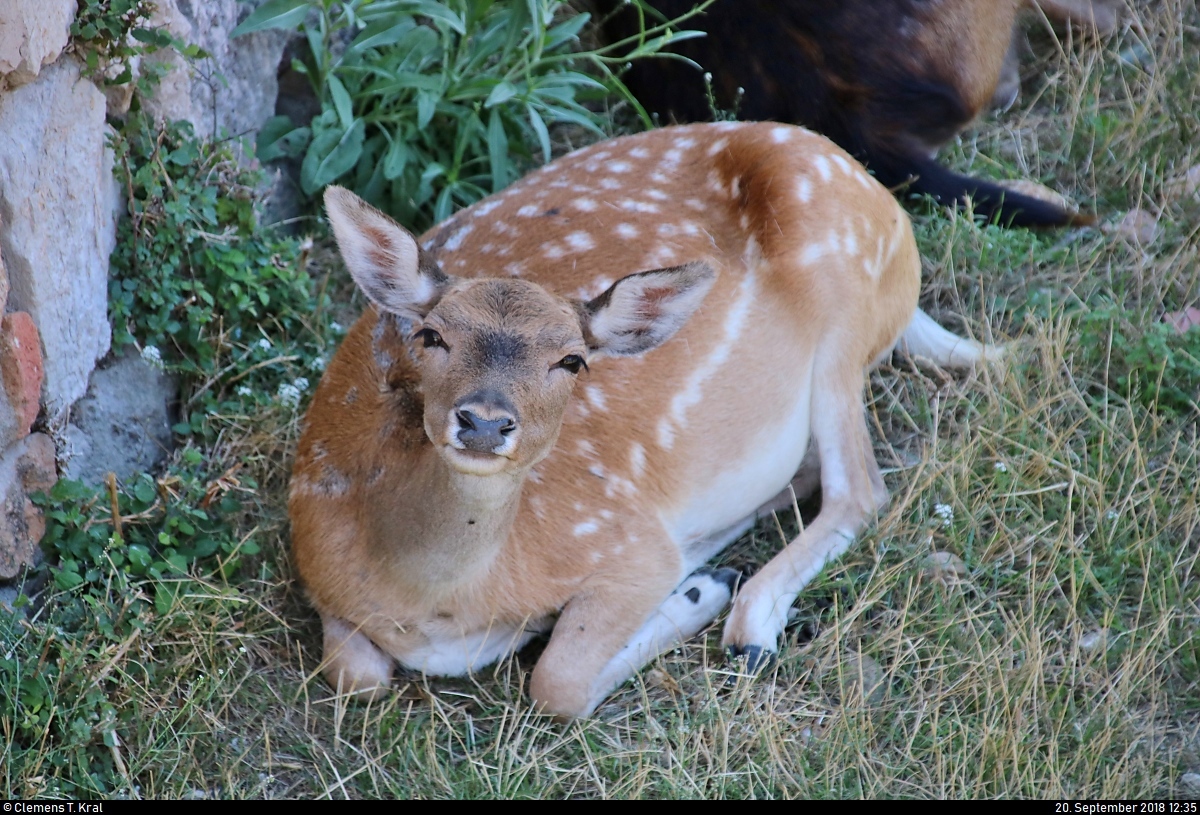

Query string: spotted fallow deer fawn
290 121 997 719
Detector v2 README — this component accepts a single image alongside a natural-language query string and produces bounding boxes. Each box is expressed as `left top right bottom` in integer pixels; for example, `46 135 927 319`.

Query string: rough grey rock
0 58 117 415
0 214 8 312
0 0 75 89
143 0 292 144
63 351 178 486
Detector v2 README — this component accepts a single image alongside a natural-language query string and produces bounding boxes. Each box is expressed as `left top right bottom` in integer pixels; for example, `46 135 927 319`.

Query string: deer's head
325 187 716 477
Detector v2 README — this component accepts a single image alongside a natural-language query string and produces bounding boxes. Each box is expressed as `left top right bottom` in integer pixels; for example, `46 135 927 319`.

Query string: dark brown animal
597 0 1109 227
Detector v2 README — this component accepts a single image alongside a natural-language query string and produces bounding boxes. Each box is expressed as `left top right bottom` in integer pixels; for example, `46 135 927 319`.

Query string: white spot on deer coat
518 205 539 217
616 223 639 239
630 443 646 478
600 178 623 190
573 520 599 537
707 138 728 156
813 155 832 182
566 231 595 252
796 177 813 203
543 242 566 260
646 189 668 201
586 385 607 411
832 154 853 174
573 198 598 212
800 241 825 266
629 147 651 159
619 199 659 214
473 199 502 218
644 246 677 267
771 126 793 143
608 161 631 174
657 417 676 449
684 198 706 211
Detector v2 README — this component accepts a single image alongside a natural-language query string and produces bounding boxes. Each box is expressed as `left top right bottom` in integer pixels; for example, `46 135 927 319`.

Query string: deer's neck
380 450 524 589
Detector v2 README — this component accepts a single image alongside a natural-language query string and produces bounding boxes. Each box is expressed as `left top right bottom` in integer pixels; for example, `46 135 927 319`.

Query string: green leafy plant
235 0 707 229
69 0 207 89
107 113 332 440
1076 300 1200 417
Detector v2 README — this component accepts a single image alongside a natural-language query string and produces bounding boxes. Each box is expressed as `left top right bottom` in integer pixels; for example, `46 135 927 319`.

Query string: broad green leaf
256 116 311 162
399 0 467 34
131 27 173 47
486 111 509 192
327 74 354 129
417 161 446 206
416 90 439 129
301 119 365 194
484 81 519 108
545 11 589 51
349 16 417 53
230 0 311 37
383 137 410 180
526 104 551 163
434 184 456 224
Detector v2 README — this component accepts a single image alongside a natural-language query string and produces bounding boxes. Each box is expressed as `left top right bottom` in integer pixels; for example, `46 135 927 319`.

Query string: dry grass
3 0 1199 800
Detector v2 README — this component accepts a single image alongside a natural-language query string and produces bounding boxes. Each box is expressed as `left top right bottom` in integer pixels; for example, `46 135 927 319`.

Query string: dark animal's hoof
725 644 776 673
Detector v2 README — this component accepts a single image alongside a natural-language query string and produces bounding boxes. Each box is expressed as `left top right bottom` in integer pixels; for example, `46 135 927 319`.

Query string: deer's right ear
324 186 451 320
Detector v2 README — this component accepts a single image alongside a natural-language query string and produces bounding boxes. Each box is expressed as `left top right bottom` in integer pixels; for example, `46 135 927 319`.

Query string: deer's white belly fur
669 372 813 551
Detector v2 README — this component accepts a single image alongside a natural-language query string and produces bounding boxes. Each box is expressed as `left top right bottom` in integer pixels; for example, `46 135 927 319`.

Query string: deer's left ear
581 261 717 357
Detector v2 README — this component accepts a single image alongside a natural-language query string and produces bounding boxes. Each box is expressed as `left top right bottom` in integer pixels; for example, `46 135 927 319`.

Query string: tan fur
290 122 994 719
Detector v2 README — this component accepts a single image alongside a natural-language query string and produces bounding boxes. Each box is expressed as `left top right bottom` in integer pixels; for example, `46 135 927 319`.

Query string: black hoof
694 566 742 593
725 644 776 673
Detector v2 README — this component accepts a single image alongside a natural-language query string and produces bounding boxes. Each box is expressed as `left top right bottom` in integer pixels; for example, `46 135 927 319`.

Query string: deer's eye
554 354 587 374
414 328 448 350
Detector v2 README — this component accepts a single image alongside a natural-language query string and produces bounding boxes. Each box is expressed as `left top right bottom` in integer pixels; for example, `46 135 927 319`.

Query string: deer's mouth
441 444 515 476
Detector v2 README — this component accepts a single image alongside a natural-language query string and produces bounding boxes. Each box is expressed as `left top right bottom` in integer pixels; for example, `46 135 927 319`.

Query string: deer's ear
582 261 717 357
324 186 452 320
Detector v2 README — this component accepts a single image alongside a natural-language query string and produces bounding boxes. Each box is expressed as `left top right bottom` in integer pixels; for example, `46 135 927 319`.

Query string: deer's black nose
453 391 518 453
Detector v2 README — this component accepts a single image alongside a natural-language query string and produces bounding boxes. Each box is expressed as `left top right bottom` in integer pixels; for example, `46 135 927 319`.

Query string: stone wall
0 0 291 581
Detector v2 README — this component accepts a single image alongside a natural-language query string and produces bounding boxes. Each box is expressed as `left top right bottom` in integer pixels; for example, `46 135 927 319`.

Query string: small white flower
309 354 327 372
293 376 310 392
236 386 252 397
256 338 272 351
330 321 345 334
993 461 1008 473
140 345 164 369
1105 509 1119 522
933 503 954 527
277 382 302 408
